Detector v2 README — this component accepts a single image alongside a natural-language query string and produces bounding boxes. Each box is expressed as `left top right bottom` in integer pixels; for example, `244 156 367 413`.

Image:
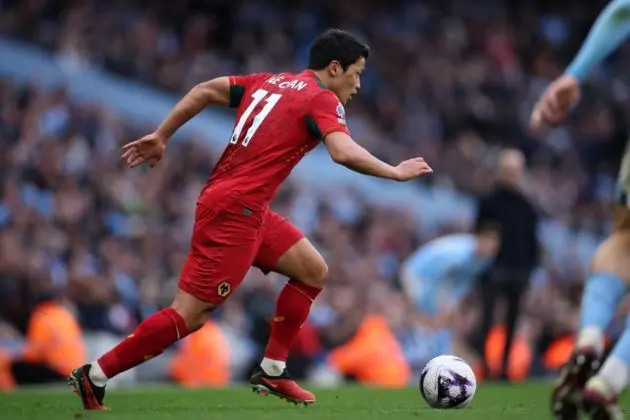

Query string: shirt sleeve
227 73 272 108
566 0 630 82
307 91 351 139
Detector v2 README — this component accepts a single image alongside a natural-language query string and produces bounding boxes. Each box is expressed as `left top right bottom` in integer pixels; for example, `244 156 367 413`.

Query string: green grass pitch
0 383 628 419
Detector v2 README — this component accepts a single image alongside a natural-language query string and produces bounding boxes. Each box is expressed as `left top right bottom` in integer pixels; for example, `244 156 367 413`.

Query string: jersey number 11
230 89 282 147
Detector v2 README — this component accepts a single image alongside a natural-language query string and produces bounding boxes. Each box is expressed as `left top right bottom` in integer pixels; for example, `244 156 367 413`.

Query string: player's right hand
529 74 581 131
121 133 167 168
394 158 433 181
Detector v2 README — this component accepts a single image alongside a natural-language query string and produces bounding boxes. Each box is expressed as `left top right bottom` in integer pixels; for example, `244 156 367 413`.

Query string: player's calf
69 289 215 410
253 289 321 405
254 238 325 402
263 239 327 376
252 278 320 405
260 278 322 375
576 271 627 356
584 230 630 336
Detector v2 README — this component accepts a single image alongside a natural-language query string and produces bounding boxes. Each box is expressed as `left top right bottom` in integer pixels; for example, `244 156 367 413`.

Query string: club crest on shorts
217 282 231 298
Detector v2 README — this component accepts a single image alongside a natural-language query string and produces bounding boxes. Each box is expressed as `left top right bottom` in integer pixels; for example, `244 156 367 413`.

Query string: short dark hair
307 29 370 71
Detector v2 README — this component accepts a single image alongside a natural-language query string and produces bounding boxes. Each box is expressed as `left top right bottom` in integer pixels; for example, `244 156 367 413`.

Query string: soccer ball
419 355 477 409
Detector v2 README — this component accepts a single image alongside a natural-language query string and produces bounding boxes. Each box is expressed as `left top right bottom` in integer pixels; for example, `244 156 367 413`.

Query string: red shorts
178 201 304 304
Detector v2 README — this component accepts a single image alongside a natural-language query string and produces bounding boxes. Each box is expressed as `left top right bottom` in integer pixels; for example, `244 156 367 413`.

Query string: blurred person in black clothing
473 149 540 380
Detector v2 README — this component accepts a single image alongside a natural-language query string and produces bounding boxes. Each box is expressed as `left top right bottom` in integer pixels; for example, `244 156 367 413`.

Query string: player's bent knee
591 232 630 282
301 257 329 288
171 289 217 333
274 238 329 288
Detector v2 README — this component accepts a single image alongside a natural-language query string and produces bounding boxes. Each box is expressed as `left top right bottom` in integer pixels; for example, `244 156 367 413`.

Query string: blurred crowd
1 0 630 387
2 0 627 232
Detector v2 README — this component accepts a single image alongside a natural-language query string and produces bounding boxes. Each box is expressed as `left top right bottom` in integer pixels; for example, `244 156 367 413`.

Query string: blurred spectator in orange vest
0 271 86 386
170 321 230 387
324 284 411 388
484 324 532 382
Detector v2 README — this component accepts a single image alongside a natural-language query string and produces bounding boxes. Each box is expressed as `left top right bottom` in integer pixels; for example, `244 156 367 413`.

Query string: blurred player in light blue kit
399 227 500 359
531 1 630 418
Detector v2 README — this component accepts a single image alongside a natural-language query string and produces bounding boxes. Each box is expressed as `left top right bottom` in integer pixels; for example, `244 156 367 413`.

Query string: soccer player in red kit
68 29 432 409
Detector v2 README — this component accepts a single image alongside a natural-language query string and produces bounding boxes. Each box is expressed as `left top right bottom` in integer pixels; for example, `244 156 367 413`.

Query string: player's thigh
592 206 630 282
253 212 328 287
612 202 630 231
179 203 262 306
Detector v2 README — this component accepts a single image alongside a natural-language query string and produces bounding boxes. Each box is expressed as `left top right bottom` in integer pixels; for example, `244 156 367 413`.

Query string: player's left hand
394 157 433 181
529 74 581 131
121 133 167 168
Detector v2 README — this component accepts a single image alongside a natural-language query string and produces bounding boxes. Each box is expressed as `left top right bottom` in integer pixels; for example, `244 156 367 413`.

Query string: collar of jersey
305 70 328 90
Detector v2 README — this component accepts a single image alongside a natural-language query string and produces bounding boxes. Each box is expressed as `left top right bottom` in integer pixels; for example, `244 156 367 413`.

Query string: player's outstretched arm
154 77 231 140
531 0 630 129
324 131 432 181
121 77 230 168
565 0 630 83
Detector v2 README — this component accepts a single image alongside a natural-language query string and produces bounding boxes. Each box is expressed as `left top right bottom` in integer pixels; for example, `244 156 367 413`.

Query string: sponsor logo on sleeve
336 103 346 125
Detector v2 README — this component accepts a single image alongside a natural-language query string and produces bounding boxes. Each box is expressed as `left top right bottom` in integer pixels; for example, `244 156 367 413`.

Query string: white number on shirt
230 89 282 147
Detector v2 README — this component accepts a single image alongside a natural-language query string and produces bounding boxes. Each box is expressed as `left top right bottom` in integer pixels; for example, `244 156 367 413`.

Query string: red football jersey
202 71 350 210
